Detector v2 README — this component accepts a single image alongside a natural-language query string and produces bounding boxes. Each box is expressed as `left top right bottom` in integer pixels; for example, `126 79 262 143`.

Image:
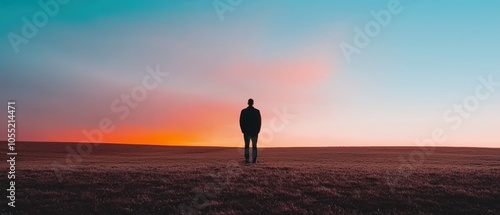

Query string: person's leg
244 134 250 163
251 135 258 163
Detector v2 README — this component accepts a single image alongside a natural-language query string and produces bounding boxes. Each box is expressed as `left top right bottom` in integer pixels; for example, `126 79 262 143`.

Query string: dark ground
1 142 499 214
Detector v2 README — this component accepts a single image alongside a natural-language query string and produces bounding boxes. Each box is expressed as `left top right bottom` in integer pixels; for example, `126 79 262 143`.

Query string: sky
1 0 499 147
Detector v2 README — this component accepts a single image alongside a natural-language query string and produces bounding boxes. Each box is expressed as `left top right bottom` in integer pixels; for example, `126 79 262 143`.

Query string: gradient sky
1 0 499 147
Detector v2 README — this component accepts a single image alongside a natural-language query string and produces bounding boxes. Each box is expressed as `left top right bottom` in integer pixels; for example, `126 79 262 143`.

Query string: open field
1 142 500 214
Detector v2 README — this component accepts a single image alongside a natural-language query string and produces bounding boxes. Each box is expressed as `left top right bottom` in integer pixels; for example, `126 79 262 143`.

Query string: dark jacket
239 106 261 135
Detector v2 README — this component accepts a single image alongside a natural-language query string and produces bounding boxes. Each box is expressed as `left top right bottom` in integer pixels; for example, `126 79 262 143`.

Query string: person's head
248 98 254 106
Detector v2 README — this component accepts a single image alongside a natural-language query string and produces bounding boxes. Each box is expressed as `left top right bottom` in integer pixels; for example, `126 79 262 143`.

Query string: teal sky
1 1 499 147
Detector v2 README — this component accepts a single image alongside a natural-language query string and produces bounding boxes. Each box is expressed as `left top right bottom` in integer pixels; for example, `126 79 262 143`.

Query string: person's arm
257 110 262 134
239 110 244 133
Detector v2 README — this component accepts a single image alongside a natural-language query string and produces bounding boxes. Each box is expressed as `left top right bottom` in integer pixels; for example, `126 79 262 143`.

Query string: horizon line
2 140 499 149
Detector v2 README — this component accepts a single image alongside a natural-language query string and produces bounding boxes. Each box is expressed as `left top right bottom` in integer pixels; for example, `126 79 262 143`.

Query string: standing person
239 98 262 164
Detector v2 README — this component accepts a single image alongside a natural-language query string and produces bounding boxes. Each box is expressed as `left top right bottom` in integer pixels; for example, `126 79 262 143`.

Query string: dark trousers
244 134 258 163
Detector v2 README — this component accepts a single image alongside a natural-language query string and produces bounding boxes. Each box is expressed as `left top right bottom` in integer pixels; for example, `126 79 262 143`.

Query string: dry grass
1 142 499 214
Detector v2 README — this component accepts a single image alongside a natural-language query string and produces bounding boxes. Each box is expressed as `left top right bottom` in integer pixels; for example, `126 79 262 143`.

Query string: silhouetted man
239 98 261 164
